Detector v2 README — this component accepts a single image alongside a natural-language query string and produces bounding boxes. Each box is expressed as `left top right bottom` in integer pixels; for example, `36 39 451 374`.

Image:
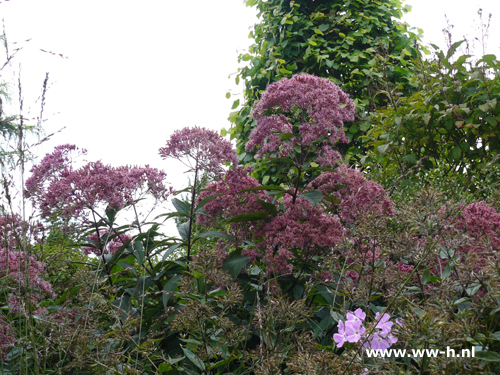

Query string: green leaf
377 143 390 154
256 197 278 215
475 350 500 362
280 133 295 140
133 241 145 265
279 68 292 74
206 356 238 370
172 198 190 216
231 99 240 109
478 54 498 67
228 211 270 223
162 243 181 260
222 253 251 278
298 191 323 206
401 153 417 165
239 185 285 192
194 231 236 242
182 347 205 370
127 276 153 298
177 221 190 241
451 146 461 162
163 275 182 308
441 263 451 279
225 92 231 99
421 268 430 285
158 363 173 373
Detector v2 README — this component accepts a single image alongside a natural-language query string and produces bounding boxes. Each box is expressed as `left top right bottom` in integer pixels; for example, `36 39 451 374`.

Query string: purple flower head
159 126 238 176
257 194 343 275
197 166 270 241
334 309 401 352
26 145 170 222
308 165 396 226
246 73 355 165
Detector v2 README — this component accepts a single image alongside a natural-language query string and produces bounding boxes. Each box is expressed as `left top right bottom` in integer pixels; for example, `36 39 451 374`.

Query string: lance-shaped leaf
298 190 323 206
227 211 270 223
222 252 251 279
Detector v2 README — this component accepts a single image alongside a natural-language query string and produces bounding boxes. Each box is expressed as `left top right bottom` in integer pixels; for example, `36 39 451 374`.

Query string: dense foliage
366 44 500 198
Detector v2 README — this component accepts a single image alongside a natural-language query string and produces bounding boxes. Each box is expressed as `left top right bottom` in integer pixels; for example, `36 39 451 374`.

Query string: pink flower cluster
454 202 500 255
0 317 14 359
309 165 396 226
0 213 44 251
159 126 238 176
334 308 399 350
198 168 344 275
197 166 270 242
26 145 171 220
83 229 132 256
0 248 55 315
257 195 343 274
246 73 355 165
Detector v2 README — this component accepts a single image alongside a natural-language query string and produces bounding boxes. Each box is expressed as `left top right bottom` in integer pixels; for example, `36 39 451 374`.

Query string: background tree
364 43 500 201
228 0 421 179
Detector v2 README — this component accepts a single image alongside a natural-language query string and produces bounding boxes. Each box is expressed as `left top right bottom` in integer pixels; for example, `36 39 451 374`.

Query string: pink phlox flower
333 320 347 348
345 319 366 343
386 334 398 345
375 312 393 335
369 332 391 350
346 308 366 322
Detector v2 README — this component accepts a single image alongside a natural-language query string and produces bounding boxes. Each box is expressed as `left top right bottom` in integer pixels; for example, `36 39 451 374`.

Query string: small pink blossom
345 320 366 343
375 312 393 335
347 308 366 322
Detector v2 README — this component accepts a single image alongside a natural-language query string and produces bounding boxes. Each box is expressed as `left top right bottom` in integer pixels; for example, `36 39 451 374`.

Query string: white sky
1 0 499 191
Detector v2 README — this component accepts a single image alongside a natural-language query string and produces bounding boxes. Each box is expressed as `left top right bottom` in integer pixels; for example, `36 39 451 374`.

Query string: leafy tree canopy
229 0 422 180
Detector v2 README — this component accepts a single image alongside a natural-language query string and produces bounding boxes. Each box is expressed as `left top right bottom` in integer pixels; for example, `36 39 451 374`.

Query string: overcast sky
1 0 498 189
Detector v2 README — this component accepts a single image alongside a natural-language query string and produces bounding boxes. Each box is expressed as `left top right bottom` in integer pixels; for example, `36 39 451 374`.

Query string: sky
0 0 499 193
